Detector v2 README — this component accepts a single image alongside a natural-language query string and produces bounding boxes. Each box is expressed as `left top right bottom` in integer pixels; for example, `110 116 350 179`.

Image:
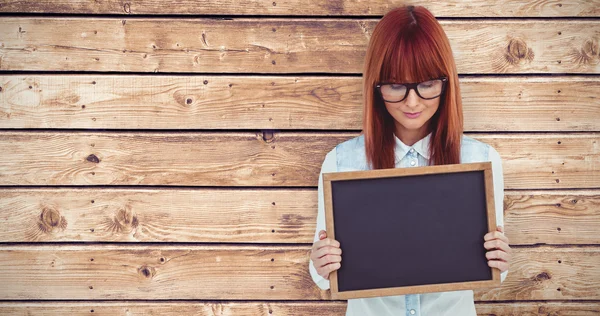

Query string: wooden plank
0 245 597 300
2 75 598 131
474 134 599 189
474 247 600 301
505 190 600 245
0 188 317 243
0 302 599 316
0 189 598 245
0 302 348 316
0 131 346 187
1 18 599 74
0 0 597 17
475 302 600 315
0 132 597 189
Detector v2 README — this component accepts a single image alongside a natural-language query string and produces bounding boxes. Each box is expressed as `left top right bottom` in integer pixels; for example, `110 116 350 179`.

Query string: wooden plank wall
0 0 599 315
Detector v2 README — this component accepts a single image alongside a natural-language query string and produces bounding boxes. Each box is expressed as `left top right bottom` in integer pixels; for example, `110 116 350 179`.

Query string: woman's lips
404 111 422 119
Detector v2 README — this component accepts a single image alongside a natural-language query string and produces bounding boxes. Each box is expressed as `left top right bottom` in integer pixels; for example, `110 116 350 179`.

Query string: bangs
380 30 446 84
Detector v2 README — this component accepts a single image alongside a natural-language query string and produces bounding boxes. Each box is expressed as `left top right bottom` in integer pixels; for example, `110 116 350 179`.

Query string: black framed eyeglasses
375 77 448 103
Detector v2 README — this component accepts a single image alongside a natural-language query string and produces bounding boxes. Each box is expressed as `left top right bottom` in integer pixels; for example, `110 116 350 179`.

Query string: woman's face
383 88 440 137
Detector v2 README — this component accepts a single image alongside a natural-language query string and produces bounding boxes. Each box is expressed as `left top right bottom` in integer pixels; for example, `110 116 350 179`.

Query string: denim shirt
309 133 507 316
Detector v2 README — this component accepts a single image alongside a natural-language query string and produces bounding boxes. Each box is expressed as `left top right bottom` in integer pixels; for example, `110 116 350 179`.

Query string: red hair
362 5 463 169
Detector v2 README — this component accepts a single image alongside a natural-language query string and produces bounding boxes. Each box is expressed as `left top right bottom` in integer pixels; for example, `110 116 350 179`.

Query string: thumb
497 225 504 233
318 230 327 240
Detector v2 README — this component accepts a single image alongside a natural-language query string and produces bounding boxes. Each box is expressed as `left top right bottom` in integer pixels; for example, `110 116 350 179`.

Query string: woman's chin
396 120 427 131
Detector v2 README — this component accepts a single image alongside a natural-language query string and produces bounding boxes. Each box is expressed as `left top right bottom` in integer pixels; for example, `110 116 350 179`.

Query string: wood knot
534 272 551 281
105 206 138 234
38 207 67 233
505 38 535 65
86 154 100 163
583 39 599 57
138 265 155 279
568 38 599 65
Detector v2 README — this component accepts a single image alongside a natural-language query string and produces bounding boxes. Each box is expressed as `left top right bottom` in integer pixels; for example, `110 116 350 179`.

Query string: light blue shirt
309 133 507 316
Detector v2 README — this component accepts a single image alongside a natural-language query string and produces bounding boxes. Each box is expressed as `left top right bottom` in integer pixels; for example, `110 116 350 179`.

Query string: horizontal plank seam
0 70 360 77
2 70 600 77
0 243 598 248
0 186 599 191
476 300 600 304
2 72 600 79
0 187 598 193
0 130 599 136
1 13 600 21
0 185 319 190
0 299 598 303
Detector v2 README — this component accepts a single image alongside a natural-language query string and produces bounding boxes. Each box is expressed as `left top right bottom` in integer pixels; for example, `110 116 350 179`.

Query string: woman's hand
310 230 342 279
484 225 511 272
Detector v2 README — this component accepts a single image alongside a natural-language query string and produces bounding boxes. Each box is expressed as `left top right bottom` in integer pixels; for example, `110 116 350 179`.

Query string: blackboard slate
323 162 500 299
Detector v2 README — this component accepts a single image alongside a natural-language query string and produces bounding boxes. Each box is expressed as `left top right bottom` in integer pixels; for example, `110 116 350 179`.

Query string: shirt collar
394 132 432 162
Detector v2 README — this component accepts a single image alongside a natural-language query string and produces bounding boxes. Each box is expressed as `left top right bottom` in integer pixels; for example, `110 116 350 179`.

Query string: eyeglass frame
375 76 449 103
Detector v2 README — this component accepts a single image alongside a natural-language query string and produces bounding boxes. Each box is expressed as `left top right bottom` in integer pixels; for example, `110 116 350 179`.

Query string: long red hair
362 5 463 169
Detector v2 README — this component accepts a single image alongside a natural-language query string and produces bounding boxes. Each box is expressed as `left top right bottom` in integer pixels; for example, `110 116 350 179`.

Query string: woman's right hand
310 230 342 279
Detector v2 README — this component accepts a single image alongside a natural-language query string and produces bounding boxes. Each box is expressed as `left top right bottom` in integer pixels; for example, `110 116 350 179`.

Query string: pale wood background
0 0 599 315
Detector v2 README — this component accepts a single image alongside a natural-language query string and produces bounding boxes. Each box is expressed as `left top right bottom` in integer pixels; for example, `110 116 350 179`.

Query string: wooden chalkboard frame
322 162 500 300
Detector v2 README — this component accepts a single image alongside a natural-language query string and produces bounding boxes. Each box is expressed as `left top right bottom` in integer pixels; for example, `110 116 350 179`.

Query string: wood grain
0 245 597 300
0 189 598 245
324 162 491 181
474 247 600 301
505 191 600 245
0 188 317 243
475 134 599 189
0 131 344 187
0 0 597 311
475 302 600 315
0 301 598 315
0 302 348 316
0 0 598 16
1 75 598 131
1 19 599 74
0 132 597 189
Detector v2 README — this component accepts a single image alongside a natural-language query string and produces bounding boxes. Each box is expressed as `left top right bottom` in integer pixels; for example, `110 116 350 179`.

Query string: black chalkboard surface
322 162 500 299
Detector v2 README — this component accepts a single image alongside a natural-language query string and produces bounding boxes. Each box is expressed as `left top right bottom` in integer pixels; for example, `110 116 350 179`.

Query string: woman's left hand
484 225 511 272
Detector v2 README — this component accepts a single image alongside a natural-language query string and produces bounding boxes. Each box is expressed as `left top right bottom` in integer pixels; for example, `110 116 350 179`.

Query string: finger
497 225 504 233
488 259 509 272
485 250 511 262
313 237 341 251
484 239 510 252
310 246 341 262
311 246 342 261
484 231 509 244
318 262 341 279
315 254 342 268
318 230 327 240
484 239 511 253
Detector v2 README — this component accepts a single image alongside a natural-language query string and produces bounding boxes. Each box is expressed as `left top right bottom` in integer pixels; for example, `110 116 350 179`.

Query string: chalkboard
322 162 500 300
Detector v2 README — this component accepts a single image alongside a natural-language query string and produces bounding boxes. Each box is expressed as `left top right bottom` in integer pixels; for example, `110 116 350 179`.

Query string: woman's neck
394 124 430 146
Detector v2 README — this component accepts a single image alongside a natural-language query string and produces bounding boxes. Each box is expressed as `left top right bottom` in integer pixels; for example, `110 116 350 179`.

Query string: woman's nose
404 88 419 107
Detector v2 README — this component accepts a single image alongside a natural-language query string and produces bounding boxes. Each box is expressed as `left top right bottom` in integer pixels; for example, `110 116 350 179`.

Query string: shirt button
410 160 416 166
410 309 416 315
410 148 415 153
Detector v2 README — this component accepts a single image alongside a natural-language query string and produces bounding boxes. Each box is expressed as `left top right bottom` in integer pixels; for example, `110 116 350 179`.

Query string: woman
309 5 511 316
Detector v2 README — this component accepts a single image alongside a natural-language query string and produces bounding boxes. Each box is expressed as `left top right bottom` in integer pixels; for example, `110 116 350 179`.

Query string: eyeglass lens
380 79 444 102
